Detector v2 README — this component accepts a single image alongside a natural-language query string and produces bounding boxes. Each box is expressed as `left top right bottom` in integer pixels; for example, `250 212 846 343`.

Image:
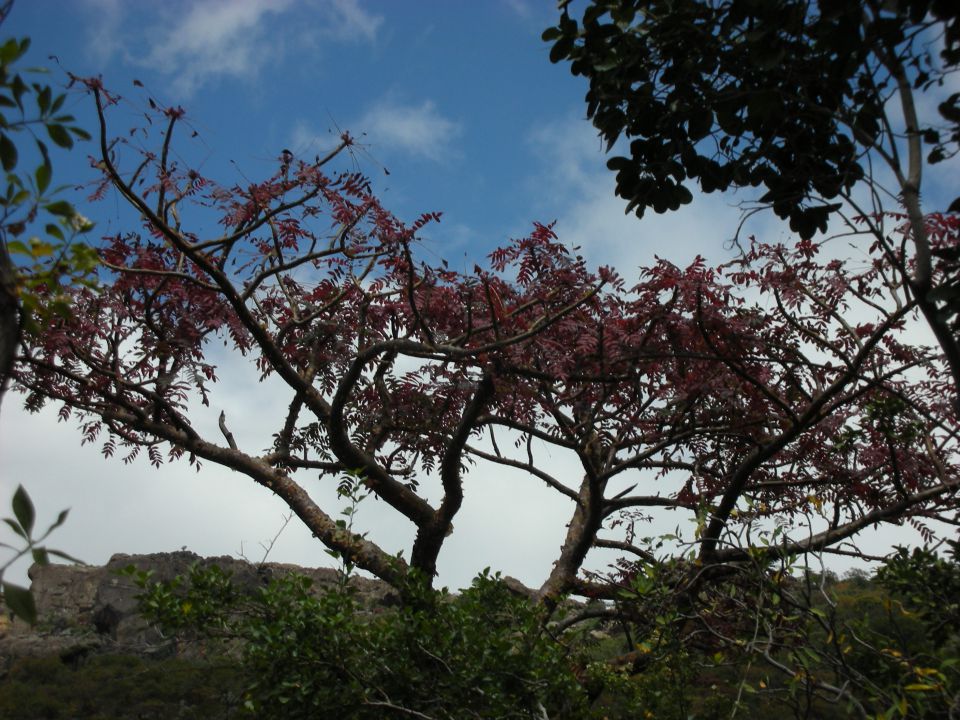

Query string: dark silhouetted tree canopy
545 0 960 238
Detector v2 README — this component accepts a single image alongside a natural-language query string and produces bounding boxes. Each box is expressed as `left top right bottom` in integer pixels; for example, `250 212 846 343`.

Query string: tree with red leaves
11 79 960 624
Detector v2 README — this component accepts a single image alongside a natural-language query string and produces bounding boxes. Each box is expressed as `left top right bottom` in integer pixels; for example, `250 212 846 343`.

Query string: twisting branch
218 410 237 450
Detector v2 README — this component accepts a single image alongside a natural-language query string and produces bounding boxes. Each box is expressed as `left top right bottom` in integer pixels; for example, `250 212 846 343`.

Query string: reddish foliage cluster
14 83 960 602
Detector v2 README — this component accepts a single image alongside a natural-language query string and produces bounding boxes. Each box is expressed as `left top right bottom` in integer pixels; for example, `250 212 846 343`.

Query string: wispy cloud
289 119 340 157
81 0 126 66
502 0 532 18
325 0 383 42
81 0 384 97
525 115 788 273
355 99 462 163
145 0 296 96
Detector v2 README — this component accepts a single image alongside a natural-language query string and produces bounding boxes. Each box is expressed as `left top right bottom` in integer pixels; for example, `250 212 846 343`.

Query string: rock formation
0 551 395 672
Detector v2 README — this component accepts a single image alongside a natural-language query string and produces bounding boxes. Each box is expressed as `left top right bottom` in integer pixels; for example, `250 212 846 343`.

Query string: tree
0 0 90 625
544 0 960 407
541 6 960 708
13 76 960 610
0 7 953 714
0 2 94 411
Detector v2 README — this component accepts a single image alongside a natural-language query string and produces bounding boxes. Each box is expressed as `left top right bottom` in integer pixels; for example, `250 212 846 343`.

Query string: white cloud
288 119 352 159
81 0 383 97
143 0 296 97
289 98 461 166
502 0 532 18
325 0 383 43
524 115 784 274
81 0 126 66
355 99 462 163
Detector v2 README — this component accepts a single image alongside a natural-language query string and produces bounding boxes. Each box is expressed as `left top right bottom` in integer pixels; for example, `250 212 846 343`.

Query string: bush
132 565 590 719
0 654 244 719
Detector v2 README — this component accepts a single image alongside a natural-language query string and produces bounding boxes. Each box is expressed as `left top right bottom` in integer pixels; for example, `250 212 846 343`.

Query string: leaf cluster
0 484 79 624
130 564 589 720
594 545 960 718
545 0 960 237
0 653 245 719
0 33 95 334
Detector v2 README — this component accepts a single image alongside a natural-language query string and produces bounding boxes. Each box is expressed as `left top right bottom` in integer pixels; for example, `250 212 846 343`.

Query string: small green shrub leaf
2 582 37 625
12 485 35 537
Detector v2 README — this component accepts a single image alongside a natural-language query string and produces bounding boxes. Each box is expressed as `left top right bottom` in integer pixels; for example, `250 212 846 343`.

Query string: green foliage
7 550 959 720
0 32 96 333
861 543 960 718
129 564 591 719
0 653 245 719
0 484 79 624
877 541 960 644
580 542 960 719
801 559 959 717
545 0 960 236
585 632 732 720
0 16 90 631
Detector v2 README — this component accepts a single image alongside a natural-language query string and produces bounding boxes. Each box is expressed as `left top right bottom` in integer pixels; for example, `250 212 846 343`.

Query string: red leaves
484 281 506 323
14 79 960 587
412 211 442 232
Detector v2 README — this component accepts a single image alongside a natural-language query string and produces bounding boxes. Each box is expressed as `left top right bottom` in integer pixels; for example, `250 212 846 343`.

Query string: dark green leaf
2 517 26 540
688 110 713 140
10 74 26 110
12 485 35 537
46 123 73 149
45 548 84 564
0 132 16 171
35 160 51 194
0 38 21 65
47 508 70 533
939 95 960 124
35 138 49 165
32 547 50 565
37 85 51 115
606 156 632 172
45 223 63 241
549 37 574 64
44 200 74 217
2 582 37 625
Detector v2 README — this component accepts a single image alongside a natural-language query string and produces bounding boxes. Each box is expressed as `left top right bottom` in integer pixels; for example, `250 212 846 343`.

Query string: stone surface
0 551 397 671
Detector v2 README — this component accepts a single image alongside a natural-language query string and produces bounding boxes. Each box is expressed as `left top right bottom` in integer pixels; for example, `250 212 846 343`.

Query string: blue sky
12 1 603 260
2 0 952 590
5 0 761 271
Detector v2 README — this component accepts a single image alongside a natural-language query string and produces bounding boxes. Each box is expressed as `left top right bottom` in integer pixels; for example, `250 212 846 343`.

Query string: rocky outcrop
0 551 396 671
